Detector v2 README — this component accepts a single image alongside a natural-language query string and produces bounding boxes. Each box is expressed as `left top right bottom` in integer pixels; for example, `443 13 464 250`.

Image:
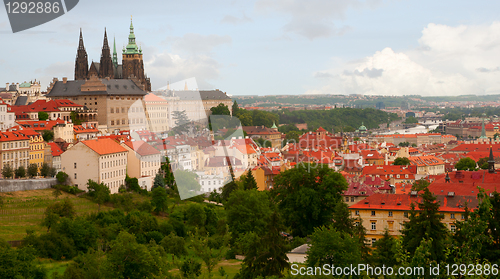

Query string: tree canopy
271 164 348 237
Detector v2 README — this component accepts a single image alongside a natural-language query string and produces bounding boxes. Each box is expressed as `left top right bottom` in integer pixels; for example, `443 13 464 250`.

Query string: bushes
56 171 69 184
52 184 83 195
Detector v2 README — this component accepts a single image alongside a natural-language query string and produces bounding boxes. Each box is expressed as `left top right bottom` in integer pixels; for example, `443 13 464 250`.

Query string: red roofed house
74 123 99 141
61 138 128 193
121 140 161 191
350 193 477 244
298 127 342 151
242 125 282 149
362 165 416 184
409 155 445 175
0 131 30 177
48 142 64 172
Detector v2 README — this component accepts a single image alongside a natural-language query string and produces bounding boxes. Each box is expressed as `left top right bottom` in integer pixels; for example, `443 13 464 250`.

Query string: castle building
74 19 151 91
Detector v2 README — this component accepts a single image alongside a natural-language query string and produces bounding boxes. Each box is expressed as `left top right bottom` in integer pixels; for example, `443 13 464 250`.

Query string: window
110 108 114 113
372 238 376 245
74 173 77 179
451 225 456 233
461 214 465 220
371 210 376 216
74 162 77 169
450 213 455 219
345 197 349 202
355 210 359 215
404 212 408 218
351 197 354 202
371 222 376 230
388 211 393 217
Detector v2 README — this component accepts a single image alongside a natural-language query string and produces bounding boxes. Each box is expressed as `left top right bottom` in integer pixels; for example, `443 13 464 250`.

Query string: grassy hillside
0 189 111 241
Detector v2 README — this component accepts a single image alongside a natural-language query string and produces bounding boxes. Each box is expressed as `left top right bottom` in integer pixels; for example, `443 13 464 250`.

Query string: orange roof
350 193 477 212
409 155 444 167
82 138 127 155
0 131 29 142
48 142 63 156
144 93 167 102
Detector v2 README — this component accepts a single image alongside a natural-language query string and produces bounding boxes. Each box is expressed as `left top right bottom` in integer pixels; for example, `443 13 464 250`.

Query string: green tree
38 111 49 121
393 157 411 165
210 103 231 116
398 141 410 147
151 186 168 215
2 164 13 179
53 188 62 199
56 171 69 184
190 229 229 278
173 110 190 134
70 111 82 125
244 169 258 190
161 157 176 188
232 101 239 116
86 180 110 211
160 233 187 260
455 157 477 171
42 130 54 142
62 248 106 279
0 244 46 279
42 198 76 231
106 231 167 279
221 180 239 202
225 189 273 247
40 162 51 177
401 187 450 262
404 116 418 124
186 203 207 228
180 258 202 279
15 166 26 178
477 157 489 170
372 228 398 266
271 164 348 237
27 163 38 178
239 211 289 279
152 172 165 190
306 224 362 267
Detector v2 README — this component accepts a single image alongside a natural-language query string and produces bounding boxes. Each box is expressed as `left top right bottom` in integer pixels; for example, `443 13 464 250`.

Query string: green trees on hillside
271 164 348 237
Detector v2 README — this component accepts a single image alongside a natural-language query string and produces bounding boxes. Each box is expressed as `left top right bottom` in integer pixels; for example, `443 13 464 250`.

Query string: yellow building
349 193 477 246
24 128 45 169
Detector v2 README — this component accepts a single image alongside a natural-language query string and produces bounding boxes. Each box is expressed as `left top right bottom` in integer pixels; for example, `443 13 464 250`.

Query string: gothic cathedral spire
99 28 114 79
113 37 118 69
75 28 89 80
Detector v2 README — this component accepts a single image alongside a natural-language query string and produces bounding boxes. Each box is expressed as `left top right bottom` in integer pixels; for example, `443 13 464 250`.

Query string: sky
1 0 500 96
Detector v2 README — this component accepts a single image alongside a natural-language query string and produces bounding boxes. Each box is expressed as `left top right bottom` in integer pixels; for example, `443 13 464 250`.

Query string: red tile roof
0 131 29 142
349 193 477 212
82 138 127 156
48 142 63 156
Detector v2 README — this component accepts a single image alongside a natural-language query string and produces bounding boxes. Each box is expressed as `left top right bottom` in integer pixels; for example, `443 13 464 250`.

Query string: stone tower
99 28 115 79
75 29 89 80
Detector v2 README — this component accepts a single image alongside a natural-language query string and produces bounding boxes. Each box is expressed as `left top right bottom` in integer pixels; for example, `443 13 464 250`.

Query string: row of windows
141 161 159 168
356 210 464 220
3 151 28 159
30 153 43 160
2 141 28 149
102 159 125 169
102 169 125 180
110 118 144 126
201 180 223 186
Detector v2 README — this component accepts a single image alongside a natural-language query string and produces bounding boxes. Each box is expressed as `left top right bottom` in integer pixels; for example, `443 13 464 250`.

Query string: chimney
62 77 67 83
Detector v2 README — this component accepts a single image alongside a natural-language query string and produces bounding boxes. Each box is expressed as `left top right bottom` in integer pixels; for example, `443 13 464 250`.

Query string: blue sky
1 0 500 96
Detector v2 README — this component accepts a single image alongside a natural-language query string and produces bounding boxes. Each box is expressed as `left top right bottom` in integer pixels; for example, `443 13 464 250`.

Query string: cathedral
74 19 151 91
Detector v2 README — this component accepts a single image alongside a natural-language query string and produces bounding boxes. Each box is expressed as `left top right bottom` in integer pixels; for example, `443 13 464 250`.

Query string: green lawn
37 259 73 278
0 189 112 241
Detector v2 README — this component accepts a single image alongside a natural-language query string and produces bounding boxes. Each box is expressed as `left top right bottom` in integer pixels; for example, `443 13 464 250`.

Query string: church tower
99 28 115 79
112 37 118 69
75 29 89 80
122 18 146 86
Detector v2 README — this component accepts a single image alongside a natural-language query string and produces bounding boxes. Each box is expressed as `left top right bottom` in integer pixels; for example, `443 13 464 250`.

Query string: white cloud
308 22 500 96
145 50 221 90
255 0 373 40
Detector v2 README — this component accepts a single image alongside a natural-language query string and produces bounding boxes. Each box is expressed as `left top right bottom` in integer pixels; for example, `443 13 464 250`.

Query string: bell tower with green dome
122 17 151 91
